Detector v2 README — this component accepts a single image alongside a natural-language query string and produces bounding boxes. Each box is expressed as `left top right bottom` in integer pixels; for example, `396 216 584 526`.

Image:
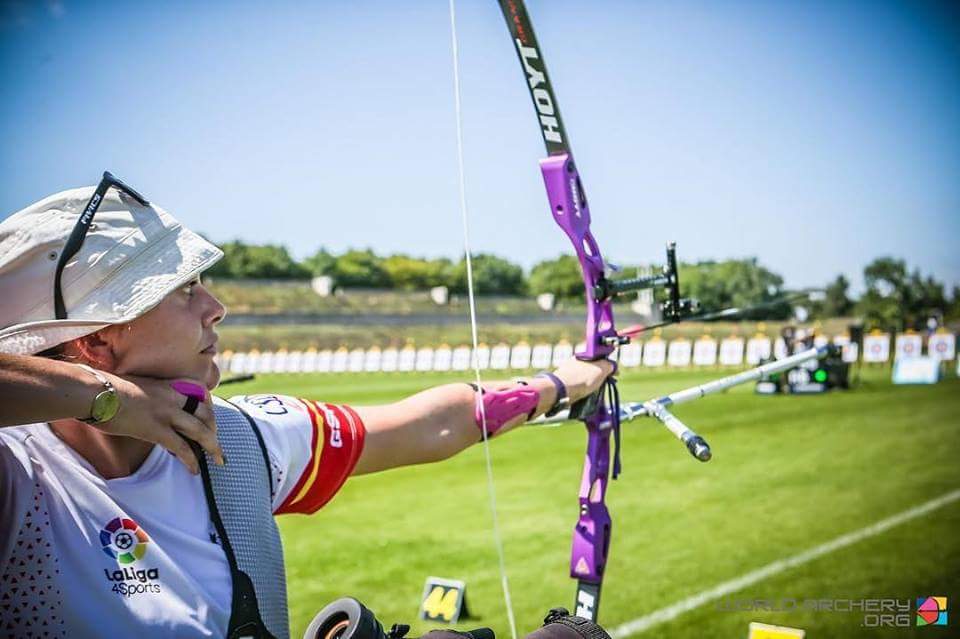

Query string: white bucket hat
0 177 223 355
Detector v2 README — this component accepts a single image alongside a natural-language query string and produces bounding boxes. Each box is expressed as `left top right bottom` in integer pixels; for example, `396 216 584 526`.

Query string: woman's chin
205 363 221 390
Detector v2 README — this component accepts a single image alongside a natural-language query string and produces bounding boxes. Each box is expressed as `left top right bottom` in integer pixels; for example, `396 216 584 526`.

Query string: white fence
215 332 957 375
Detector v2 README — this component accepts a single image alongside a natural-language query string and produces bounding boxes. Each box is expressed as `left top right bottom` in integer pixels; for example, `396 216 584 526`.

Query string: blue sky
1 0 957 293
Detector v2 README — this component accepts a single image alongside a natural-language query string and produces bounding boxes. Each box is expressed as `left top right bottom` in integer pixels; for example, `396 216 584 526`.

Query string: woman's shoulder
219 393 314 424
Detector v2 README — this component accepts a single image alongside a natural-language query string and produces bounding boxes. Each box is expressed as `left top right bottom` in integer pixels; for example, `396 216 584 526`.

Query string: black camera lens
305 598 389 639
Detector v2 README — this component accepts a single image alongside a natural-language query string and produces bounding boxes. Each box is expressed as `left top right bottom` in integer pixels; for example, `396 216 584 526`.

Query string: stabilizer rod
531 345 830 460
642 399 712 461
653 345 828 408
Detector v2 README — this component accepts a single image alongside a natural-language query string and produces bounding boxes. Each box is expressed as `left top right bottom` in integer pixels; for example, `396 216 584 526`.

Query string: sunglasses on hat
53 172 149 320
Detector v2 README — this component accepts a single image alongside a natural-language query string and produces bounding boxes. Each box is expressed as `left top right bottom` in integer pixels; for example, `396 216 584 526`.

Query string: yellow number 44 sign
420 577 470 624
748 622 805 639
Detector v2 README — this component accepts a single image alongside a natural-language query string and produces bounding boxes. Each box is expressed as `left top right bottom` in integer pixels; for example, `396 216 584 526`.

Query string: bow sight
594 242 699 338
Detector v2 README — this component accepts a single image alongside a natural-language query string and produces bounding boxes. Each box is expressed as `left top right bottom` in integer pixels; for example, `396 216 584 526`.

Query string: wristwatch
535 371 569 417
76 364 120 424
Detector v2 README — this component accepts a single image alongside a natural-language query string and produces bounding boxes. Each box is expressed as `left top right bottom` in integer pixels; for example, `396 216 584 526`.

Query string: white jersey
0 394 365 638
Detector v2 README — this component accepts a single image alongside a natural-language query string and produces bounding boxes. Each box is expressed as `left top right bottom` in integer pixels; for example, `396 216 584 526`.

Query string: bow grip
568 390 601 421
567 356 619 421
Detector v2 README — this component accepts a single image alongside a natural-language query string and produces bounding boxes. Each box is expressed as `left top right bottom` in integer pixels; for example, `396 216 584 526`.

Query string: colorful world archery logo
916 596 947 626
100 517 150 565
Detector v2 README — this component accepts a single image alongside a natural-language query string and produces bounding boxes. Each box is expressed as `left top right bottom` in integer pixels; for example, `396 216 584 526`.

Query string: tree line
204 241 958 329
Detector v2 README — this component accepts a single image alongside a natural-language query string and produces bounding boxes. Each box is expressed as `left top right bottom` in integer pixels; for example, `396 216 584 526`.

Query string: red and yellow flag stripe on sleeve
276 400 366 515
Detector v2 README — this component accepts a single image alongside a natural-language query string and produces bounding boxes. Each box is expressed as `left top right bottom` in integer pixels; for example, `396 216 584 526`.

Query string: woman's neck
48 419 155 479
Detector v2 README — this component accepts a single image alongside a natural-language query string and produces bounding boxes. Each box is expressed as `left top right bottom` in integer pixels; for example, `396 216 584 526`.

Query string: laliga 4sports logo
916 596 947 626
100 517 150 565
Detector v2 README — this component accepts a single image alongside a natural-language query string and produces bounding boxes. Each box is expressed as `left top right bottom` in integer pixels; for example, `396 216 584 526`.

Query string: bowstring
447 2 518 638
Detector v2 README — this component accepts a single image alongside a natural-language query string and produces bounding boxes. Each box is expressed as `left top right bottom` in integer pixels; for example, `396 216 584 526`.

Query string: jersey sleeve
228 394 366 515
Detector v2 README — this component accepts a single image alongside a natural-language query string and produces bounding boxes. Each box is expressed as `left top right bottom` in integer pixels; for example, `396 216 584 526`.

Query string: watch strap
76 364 118 424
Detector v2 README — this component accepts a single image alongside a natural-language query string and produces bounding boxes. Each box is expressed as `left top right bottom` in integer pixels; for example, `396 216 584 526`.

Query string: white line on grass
610 487 960 637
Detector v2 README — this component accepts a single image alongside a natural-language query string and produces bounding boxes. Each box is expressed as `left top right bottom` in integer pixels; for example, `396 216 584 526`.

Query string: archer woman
0 174 612 638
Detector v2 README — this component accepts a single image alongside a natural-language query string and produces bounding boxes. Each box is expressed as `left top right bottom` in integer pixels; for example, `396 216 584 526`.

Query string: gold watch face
90 389 120 423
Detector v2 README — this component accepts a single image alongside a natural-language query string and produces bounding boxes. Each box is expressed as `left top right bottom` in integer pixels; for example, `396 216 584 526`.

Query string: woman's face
104 277 226 389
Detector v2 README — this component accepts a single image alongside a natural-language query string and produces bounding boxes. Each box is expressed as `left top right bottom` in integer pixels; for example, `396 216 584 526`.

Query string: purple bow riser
539 154 618 362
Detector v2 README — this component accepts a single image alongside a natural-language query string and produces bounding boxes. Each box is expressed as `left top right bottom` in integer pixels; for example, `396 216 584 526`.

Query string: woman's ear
72 329 119 371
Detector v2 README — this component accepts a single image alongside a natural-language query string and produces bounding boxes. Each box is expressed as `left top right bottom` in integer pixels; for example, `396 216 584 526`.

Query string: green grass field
216 366 960 639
